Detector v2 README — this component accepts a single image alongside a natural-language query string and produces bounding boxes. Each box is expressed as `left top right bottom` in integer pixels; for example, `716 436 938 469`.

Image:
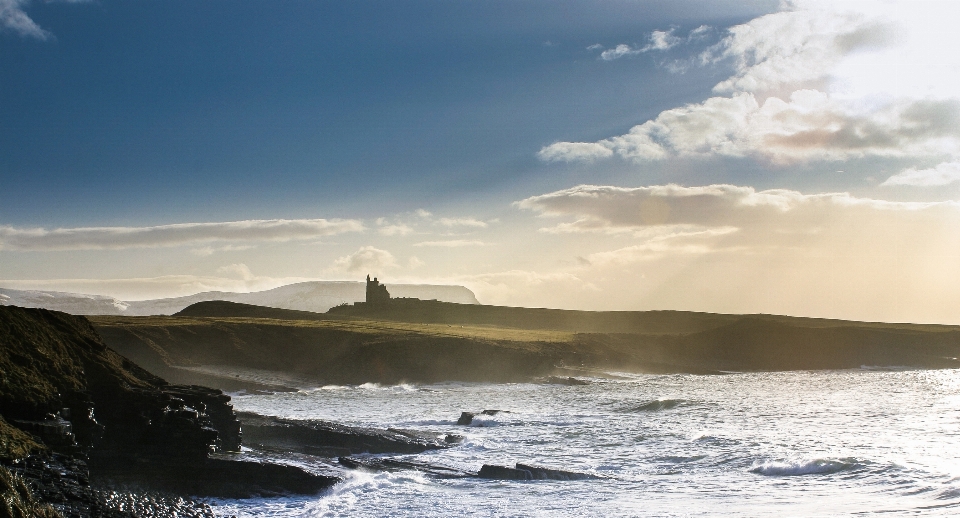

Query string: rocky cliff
0 305 337 517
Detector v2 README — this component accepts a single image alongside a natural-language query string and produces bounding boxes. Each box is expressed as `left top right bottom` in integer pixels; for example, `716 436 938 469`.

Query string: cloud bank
540 1 960 177
0 218 364 251
332 246 397 273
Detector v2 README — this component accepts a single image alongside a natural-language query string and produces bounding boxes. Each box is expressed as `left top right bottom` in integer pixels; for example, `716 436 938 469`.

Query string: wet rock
478 463 599 481
515 463 599 480
338 456 473 479
456 409 504 425
2 453 219 517
9 415 79 455
478 464 534 480
0 305 338 509
237 411 453 456
161 385 241 452
91 457 338 498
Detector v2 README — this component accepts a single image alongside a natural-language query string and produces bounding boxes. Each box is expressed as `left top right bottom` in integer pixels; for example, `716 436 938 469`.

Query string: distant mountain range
0 281 479 316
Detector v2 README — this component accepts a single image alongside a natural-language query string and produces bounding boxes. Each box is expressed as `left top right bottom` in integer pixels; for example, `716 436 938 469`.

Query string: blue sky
1 0 775 223
4 0 960 323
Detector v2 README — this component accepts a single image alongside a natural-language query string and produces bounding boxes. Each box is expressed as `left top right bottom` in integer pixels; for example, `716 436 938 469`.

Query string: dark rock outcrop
338 456 473 479
477 464 535 480
161 385 241 453
90 456 337 499
2 453 219 517
238 412 457 456
456 409 503 425
0 305 338 514
478 463 599 481
338 456 599 482
514 463 600 481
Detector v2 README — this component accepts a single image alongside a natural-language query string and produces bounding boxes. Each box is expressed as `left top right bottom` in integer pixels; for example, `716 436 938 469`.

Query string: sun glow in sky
3 0 960 323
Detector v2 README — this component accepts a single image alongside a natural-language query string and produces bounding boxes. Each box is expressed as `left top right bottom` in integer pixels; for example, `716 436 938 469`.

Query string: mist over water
212 370 960 517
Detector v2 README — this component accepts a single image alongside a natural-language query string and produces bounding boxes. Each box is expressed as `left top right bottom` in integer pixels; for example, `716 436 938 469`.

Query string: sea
209 369 960 517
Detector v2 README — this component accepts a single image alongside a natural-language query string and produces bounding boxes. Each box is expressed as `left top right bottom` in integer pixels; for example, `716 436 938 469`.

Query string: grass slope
87 300 960 387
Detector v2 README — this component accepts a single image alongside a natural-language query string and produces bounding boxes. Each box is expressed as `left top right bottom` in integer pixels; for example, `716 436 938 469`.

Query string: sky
3 0 960 324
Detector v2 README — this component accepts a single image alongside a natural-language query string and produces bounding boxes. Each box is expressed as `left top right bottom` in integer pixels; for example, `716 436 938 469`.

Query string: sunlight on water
212 370 960 517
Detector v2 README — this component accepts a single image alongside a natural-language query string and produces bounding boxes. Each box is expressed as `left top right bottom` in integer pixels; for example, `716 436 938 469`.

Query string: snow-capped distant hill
0 288 131 315
0 281 480 316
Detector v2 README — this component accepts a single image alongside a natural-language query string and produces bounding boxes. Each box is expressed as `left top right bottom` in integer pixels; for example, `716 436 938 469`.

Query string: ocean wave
751 458 861 477
619 399 688 412
655 454 708 464
466 417 501 427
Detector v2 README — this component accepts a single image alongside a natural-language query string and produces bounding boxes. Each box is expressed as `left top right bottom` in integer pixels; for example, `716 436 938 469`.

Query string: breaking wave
619 399 689 412
751 458 861 476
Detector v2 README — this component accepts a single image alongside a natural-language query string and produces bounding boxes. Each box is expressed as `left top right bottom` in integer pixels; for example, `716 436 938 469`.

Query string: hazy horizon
4 0 960 324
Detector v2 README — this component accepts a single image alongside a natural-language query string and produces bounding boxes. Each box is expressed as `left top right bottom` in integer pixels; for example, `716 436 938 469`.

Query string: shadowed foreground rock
0 305 338 516
238 412 461 456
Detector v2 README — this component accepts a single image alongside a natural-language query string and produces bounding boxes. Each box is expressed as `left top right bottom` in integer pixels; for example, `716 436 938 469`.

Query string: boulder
478 463 599 481
238 412 456 455
478 464 534 480
515 463 599 480
338 456 472 478
456 409 504 425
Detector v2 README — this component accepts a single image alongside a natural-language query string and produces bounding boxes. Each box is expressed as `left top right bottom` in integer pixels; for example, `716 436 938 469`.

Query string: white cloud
437 217 488 228
412 240 488 247
703 7 898 94
586 43 603 51
216 263 255 281
648 29 681 51
332 246 397 273
541 2 960 170
688 25 712 41
378 223 415 236
415 209 432 218
537 142 614 162
190 244 256 256
540 90 960 165
1 0 92 40
600 29 681 61
518 183 951 233
506 181 960 321
600 44 642 61
455 270 598 307
0 218 364 251
0 0 48 39
882 161 960 187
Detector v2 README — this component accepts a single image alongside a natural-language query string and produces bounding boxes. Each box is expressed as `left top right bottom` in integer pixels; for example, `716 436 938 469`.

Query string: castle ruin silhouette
365 274 391 304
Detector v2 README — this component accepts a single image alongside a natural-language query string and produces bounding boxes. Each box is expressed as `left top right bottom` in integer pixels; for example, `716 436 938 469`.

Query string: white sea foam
751 458 860 476
218 369 960 517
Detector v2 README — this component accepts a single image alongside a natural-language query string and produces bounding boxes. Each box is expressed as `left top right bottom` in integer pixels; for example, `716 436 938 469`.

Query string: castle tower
365 274 391 304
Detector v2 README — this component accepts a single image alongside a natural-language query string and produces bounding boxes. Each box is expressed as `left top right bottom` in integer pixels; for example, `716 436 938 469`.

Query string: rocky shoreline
0 305 339 517
1 305 595 517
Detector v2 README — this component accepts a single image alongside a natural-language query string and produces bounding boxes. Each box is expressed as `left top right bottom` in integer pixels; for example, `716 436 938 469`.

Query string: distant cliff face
0 282 480 316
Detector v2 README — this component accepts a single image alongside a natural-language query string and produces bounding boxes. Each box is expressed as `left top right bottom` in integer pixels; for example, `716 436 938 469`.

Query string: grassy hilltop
88 300 960 388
